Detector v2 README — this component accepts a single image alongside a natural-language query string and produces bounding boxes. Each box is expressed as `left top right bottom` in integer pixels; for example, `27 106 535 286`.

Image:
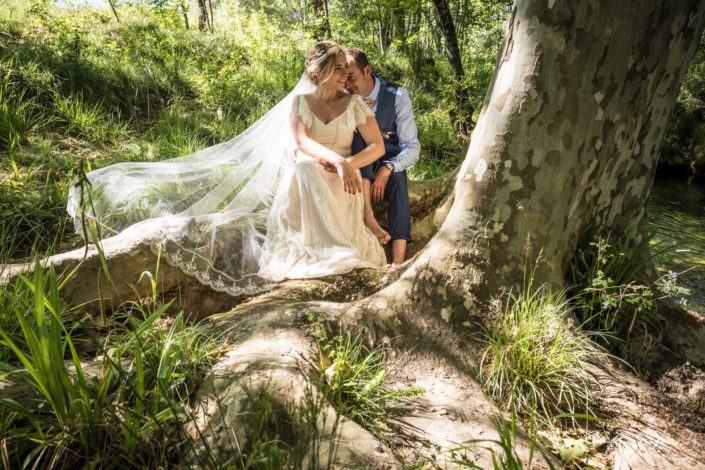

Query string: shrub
479 282 600 428
568 233 690 370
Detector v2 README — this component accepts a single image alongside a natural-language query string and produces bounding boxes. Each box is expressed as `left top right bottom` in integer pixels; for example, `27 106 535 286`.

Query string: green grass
150 102 212 158
0 65 48 150
479 282 601 429
0 263 225 469
308 316 424 443
0 158 71 261
52 92 128 143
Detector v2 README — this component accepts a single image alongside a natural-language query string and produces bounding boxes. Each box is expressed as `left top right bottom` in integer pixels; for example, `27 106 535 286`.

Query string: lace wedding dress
67 76 385 296
259 94 387 280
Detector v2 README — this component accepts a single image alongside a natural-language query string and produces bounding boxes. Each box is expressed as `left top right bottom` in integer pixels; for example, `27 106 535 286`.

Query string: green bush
568 233 690 370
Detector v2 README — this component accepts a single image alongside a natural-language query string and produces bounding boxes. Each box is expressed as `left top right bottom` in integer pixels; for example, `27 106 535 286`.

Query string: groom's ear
364 65 372 77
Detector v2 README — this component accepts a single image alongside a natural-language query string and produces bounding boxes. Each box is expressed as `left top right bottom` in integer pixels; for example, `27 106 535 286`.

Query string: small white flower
325 362 337 381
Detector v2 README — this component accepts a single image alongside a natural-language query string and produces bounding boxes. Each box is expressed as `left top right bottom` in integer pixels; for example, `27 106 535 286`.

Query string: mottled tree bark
411 0 705 306
431 0 474 134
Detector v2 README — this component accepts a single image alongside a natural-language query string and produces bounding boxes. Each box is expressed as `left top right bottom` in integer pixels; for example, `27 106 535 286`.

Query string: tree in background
431 0 473 134
311 0 331 40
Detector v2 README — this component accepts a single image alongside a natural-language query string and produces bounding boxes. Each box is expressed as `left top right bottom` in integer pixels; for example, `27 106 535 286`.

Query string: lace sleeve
351 94 375 127
295 95 313 128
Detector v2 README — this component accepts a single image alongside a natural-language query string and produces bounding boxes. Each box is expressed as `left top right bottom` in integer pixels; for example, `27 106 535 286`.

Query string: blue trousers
360 161 411 242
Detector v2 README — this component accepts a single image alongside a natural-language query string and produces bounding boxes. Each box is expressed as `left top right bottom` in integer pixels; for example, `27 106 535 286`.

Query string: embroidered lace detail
296 95 314 128
150 234 276 298
351 94 375 128
296 94 372 131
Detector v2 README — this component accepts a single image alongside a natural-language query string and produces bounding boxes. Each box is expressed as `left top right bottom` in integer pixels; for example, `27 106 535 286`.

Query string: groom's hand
372 166 392 202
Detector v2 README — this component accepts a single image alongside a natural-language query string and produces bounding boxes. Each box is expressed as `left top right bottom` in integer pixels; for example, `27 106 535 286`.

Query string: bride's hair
304 41 343 86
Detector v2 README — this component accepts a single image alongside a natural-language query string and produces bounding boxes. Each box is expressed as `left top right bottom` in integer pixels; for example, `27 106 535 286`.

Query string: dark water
648 178 705 313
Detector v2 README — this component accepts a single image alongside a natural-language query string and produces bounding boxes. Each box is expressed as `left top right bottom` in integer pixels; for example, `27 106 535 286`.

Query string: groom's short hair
346 48 370 71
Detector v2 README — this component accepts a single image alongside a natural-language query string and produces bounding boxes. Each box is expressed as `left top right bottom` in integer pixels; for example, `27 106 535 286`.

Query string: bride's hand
335 159 361 194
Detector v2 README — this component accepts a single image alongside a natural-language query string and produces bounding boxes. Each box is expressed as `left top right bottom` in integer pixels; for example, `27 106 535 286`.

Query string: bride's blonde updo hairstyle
304 41 344 86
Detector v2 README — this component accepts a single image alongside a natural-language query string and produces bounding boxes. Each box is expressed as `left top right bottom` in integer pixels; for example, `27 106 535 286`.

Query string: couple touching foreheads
68 41 420 295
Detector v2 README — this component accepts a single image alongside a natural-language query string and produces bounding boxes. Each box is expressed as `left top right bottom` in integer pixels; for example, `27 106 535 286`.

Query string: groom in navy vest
346 48 420 264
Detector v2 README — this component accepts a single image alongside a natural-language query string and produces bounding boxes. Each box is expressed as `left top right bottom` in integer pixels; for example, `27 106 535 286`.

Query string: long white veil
67 74 316 296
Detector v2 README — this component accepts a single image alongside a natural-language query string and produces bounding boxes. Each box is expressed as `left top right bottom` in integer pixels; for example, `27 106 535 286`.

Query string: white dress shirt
363 77 421 173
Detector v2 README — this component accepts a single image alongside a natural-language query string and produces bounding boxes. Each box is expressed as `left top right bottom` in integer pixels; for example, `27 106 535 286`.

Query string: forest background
1 0 704 260
1 0 705 468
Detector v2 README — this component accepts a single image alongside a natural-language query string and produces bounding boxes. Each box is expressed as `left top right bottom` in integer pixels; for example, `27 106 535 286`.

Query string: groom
345 48 420 265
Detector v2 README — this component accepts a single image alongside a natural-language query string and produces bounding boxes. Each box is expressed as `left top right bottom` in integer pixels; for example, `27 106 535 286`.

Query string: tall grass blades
0 67 41 149
0 265 107 467
52 92 127 143
151 103 211 158
0 160 70 261
0 264 225 468
308 317 424 442
479 283 600 428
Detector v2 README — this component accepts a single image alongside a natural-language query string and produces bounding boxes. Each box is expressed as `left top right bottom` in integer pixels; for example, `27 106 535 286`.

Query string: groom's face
345 58 374 96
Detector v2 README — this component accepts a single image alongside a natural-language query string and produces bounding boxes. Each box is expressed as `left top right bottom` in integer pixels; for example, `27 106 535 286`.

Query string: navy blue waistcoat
350 77 401 159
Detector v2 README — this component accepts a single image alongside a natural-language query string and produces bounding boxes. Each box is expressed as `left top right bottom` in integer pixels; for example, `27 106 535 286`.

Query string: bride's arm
346 116 384 170
290 104 362 194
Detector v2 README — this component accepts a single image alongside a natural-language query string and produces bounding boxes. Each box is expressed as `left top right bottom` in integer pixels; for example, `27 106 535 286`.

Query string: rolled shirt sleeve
385 87 420 173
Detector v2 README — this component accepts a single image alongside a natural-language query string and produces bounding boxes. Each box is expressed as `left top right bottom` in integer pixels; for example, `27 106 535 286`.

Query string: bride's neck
314 87 340 102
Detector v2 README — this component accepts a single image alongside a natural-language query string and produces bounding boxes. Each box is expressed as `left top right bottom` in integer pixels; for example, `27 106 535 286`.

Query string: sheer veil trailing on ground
67 74 316 296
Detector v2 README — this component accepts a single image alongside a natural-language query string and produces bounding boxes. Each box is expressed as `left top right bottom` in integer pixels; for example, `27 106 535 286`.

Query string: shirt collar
364 76 381 102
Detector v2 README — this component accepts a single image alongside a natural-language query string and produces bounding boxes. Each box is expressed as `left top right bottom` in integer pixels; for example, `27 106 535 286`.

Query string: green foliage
308 315 424 441
662 32 705 175
479 282 600 428
0 263 224 468
0 157 70 261
569 233 691 370
0 68 39 149
52 93 127 143
150 101 211 158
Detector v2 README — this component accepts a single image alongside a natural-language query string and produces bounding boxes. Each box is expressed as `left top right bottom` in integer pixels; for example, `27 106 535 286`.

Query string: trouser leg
385 170 411 242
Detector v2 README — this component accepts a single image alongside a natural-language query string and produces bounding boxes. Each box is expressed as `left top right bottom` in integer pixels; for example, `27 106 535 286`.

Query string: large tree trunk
4 1 705 467
427 0 705 302
431 0 474 134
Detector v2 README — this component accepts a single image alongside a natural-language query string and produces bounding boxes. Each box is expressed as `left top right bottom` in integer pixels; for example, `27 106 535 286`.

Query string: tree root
591 363 705 469
188 295 557 468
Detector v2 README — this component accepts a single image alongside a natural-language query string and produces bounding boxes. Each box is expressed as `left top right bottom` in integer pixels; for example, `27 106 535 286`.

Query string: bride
67 41 387 296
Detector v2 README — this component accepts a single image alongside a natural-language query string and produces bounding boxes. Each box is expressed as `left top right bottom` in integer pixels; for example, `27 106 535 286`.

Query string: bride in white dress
67 42 387 295
259 41 387 280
